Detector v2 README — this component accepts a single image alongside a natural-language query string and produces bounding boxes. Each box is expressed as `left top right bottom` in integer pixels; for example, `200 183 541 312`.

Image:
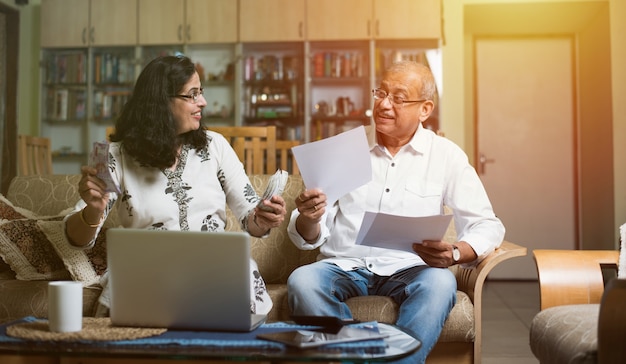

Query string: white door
475 37 577 280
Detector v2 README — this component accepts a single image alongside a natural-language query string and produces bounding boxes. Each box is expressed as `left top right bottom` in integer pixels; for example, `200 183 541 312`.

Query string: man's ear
418 100 435 122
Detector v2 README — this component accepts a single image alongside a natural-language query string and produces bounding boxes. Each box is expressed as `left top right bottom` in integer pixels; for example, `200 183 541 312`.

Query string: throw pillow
0 216 71 281
0 194 38 221
38 219 110 287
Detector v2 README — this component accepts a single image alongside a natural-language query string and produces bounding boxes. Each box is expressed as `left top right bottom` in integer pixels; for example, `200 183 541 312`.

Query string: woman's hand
66 166 111 247
79 165 110 212
249 195 286 237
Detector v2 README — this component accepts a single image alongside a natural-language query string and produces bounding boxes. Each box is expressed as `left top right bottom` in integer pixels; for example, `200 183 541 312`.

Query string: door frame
0 2 19 195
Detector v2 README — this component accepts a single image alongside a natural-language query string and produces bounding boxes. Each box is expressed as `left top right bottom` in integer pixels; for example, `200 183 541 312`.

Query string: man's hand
295 188 326 243
412 240 477 267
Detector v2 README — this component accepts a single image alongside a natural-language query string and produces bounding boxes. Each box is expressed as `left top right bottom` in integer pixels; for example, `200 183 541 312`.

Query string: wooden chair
207 126 277 175
275 139 300 175
531 249 626 364
17 135 53 175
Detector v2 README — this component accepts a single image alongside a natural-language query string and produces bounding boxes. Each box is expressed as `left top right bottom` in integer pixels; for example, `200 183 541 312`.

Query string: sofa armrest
598 278 626 364
454 240 526 363
455 240 527 304
533 249 619 310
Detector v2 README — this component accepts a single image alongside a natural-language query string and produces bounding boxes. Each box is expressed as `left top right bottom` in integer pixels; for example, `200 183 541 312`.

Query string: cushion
38 218 111 287
0 217 71 281
0 194 38 221
529 304 599 364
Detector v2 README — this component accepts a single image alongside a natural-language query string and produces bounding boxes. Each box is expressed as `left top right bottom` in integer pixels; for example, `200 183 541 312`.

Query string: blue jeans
287 261 457 364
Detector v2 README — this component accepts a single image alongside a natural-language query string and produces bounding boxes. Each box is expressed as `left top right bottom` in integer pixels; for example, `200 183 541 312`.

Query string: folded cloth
0 317 386 354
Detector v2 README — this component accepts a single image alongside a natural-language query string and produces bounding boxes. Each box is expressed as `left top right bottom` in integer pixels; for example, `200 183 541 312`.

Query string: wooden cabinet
90 0 137 46
138 0 185 45
306 0 373 41
186 0 237 44
41 0 136 48
239 0 305 42
41 0 89 47
139 0 236 45
373 0 440 39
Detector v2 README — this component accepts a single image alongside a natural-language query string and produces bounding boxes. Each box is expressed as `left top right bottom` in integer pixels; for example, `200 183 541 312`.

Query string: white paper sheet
292 126 372 205
355 212 453 252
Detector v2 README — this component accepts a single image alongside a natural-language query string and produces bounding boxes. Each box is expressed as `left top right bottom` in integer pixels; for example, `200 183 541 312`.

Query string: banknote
89 141 121 194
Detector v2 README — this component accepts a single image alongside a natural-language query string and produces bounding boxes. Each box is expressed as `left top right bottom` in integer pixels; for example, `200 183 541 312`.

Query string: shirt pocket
403 181 444 216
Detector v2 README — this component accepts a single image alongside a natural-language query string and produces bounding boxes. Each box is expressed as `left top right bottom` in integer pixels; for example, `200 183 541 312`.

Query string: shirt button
385 188 390 192
368 264 373 268
391 162 395 167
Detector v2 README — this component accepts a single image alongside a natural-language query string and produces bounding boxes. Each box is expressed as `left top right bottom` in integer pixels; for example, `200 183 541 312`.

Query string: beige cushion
6 175 82 217
530 304 599 364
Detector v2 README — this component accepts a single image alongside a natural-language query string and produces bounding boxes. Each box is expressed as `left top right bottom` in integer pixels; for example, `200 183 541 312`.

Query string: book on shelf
312 51 365 78
94 53 133 84
47 89 86 121
46 52 86 84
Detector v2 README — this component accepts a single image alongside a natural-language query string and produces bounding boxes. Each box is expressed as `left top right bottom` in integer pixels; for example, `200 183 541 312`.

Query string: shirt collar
367 123 429 155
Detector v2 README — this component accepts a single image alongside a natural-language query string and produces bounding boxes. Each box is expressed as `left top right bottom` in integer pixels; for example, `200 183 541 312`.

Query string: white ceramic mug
48 281 83 332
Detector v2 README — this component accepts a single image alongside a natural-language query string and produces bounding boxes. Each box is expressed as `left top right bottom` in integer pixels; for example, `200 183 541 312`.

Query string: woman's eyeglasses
171 88 204 103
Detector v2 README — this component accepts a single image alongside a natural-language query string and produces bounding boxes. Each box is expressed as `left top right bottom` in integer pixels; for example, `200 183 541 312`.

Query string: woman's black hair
110 55 207 169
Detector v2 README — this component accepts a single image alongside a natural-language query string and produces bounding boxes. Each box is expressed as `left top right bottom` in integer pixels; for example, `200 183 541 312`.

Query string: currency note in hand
258 169 288 211
89 141 121 194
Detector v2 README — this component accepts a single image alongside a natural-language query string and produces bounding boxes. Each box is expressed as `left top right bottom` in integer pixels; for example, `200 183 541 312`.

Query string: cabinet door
307 0 372 41
373 0 440 39
90 0 137 46
138 0 185 45
41 0 89 47
240 0 305 42
186 0 237 44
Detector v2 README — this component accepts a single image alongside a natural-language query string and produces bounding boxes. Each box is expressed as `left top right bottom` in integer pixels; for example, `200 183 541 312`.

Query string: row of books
311 51 366 78
45 52 87 84
45 89 86 121
93 53 134 84
93 90 131 120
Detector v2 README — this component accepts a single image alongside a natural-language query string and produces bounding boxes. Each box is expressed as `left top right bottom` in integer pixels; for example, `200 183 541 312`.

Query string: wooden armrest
598 278 626 364
454 240 526 363
533 249 619 310
455 240 527 303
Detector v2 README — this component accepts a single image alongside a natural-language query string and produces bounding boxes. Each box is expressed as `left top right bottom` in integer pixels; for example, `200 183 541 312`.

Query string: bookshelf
39 0 442 173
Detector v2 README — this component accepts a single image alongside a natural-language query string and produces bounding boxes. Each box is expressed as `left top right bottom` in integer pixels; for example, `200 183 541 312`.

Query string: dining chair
207 126 277 175
275 139 300 175
17 135 53 175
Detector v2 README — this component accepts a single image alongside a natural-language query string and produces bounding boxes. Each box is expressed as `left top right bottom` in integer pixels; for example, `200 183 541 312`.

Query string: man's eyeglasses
372 88 427 107
171 88 204 103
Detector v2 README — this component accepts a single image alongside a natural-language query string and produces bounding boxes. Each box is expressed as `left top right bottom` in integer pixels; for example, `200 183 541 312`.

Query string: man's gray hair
385 61 437 102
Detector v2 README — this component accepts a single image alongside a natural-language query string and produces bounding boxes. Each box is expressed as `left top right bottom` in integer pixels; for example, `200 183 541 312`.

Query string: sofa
0 173 526 363
530 249 626 364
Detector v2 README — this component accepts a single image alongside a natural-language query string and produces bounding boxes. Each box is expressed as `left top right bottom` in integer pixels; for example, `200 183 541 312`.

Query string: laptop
106 228 266 332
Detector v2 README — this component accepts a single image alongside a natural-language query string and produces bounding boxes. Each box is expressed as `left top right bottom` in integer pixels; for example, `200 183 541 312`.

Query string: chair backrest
17 135 53 176
208 126 277 175
533 249 620 310
275 139 300 175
